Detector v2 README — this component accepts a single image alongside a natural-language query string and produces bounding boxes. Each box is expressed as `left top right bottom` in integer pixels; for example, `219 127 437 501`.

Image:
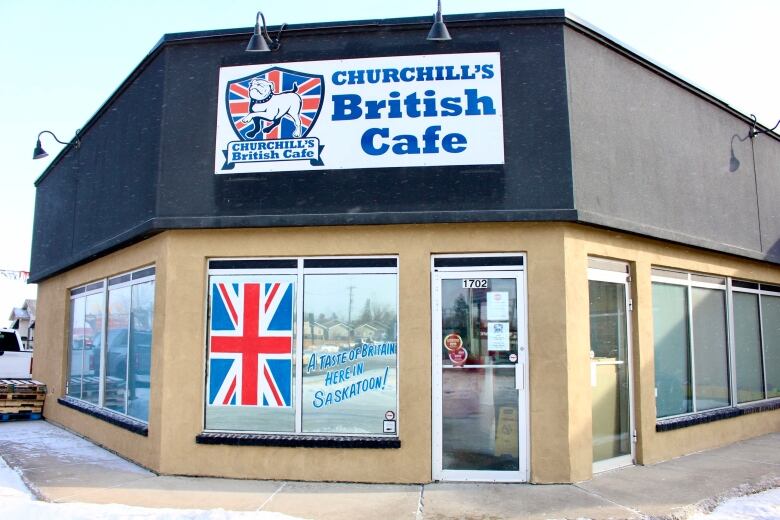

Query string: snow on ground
0 455 305 520
690 487 780 520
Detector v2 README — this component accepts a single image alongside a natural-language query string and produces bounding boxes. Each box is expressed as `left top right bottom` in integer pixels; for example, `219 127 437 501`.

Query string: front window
205 257 398 437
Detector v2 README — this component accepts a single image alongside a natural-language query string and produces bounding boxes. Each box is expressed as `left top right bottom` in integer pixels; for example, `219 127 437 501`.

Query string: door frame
587 262 635 474
431 253 529 482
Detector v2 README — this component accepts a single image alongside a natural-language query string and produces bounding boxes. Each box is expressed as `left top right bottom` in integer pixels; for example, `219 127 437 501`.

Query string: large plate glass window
204 257 398 437
732 281 780 402
67 267 155 422
652 270 780 421
651 270 729 418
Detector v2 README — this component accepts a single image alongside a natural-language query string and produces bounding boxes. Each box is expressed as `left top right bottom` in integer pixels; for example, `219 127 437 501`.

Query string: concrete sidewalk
0 421 778 519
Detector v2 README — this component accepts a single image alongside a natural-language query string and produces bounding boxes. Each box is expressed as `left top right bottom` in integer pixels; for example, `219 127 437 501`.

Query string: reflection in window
82 293 105 406
204 258 399 438
762 295 780 398
653 270 780 420
67 268 155 423
652 282 692 418
691 288 729 411
733 292 764 403
302 274 397 434
105 286 131 414
129 281 154 421
67 297 87 400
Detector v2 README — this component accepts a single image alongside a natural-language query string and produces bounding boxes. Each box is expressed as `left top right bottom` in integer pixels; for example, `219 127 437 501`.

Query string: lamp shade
426 19 451 41
246 12 272 52
32 139 48 160
246 31 271 52
426 0 451 41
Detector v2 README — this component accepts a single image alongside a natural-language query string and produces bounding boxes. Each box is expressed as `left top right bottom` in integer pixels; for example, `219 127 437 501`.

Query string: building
8 299 35 350
30 10 780 484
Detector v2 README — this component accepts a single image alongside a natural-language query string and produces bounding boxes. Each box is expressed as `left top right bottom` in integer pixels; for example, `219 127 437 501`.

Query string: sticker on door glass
488 321 510 351
448 346 468 366
443 333 463 351
486 291 509 321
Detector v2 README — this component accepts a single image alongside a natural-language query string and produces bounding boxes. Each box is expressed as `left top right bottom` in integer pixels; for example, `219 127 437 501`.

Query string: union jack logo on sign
226 67 324 141
208 280 294 407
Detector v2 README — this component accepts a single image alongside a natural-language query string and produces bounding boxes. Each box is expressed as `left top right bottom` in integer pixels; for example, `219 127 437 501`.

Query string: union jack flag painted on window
226 67 324 141
208 279 294 407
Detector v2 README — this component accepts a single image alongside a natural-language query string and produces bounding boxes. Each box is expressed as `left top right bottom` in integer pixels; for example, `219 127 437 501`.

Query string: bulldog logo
226 67 324 141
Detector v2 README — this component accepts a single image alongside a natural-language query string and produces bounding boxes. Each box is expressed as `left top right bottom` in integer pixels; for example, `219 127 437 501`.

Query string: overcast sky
1 0 777 321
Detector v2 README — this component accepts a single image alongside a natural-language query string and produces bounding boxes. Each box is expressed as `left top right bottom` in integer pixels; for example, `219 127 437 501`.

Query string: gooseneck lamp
32 130 80 160
427 0 452 41
246 11 286 52
749 114 780 139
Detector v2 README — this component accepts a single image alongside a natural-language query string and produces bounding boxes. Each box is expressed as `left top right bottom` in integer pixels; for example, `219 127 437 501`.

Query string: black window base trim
58 396 148 436
196 432 400 449
656 399 780 432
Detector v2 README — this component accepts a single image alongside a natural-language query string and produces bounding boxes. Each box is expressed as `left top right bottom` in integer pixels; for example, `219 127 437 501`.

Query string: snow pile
0 455 305 520
690 488 780 520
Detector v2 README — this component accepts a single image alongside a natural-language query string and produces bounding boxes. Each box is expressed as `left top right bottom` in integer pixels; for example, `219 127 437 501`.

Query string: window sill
196 432 401 448
58 396 148 436
656 399 780 432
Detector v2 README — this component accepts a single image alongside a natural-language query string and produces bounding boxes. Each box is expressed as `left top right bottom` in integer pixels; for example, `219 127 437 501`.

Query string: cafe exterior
30 10 780 483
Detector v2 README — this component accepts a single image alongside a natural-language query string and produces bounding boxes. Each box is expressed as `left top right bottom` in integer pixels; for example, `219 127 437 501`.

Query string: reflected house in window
302 320 327 341
320 320 352 341
354 321 390 342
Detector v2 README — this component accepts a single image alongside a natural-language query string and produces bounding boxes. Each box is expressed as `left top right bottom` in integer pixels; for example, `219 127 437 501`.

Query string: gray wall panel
565 27 771 257
754 136 780 261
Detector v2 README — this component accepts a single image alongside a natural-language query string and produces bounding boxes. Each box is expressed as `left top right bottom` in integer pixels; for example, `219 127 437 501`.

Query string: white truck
0 328 33 378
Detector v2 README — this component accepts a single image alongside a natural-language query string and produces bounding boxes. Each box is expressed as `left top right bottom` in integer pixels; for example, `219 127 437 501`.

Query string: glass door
588 264 634 473
432 269 528 482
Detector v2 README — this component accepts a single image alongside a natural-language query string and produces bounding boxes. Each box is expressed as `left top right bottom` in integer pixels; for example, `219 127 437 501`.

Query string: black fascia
32 9 569 187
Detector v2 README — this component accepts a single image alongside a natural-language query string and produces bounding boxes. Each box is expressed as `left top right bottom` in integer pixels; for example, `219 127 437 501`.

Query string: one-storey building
30 9 780 483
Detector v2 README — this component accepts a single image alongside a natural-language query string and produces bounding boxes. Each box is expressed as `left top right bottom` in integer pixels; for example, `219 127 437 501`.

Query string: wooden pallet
0 406 42 414
0 399 43 408
0 380 47 418
0 379 47 394
0 411 42 422
0 393 45 401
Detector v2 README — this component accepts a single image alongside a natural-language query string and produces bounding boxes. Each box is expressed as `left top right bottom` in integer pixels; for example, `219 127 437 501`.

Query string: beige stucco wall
33 234 168 471
155 223 572 483
33 221 780 484
565 224 780 479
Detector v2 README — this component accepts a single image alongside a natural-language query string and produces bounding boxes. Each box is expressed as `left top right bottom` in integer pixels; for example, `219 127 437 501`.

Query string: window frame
67 266 155 424
204 256 400 438
651 267 780 422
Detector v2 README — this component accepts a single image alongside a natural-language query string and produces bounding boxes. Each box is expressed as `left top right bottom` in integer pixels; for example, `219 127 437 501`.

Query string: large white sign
214 53 504 174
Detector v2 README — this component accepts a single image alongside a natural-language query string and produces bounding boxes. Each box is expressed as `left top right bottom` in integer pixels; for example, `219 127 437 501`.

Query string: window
732 282 780 402
205 257 398 437
67 267 155 422
651 270 730 418
652 269 780 420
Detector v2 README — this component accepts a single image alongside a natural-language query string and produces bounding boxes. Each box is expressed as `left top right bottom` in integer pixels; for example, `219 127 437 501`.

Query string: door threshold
593 455 633 474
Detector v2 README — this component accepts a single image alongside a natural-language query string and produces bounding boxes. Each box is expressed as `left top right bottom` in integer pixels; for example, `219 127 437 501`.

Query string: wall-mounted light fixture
246 11 286 52
427 0 451 41
749 114 780 139
32 130 80 160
